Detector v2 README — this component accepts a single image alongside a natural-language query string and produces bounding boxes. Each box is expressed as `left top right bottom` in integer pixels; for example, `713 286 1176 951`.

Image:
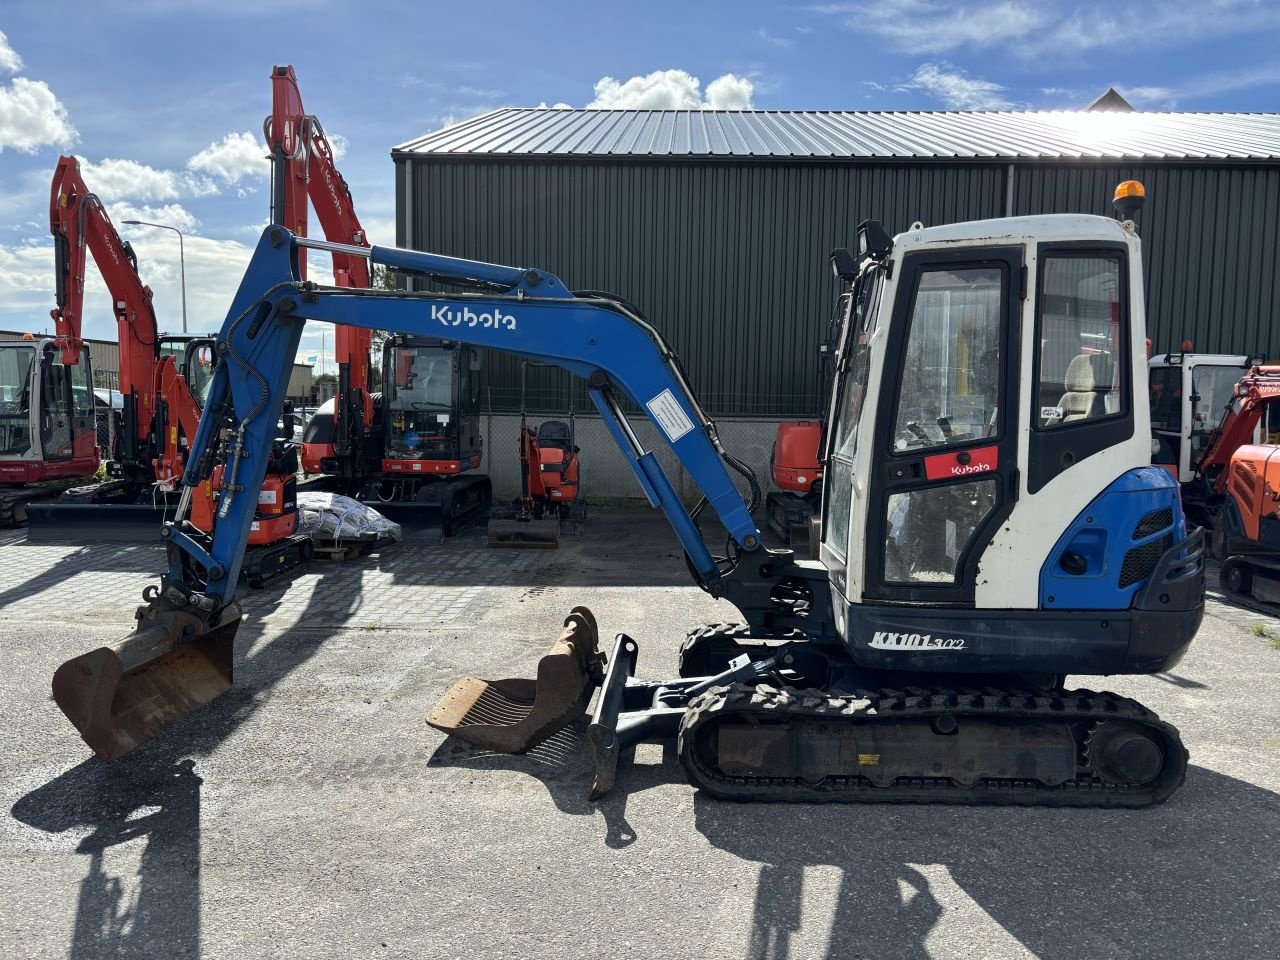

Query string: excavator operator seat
538 420 573 452
1055 354 1103 424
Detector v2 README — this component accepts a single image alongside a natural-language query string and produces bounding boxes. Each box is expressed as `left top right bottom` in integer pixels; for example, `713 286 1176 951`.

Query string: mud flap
426 606 604 752
52 602 242 761
486 516 561 549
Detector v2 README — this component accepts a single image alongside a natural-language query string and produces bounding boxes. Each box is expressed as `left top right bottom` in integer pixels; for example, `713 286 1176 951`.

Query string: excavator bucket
52 602 242 762
426 606 604 752
486 516 561 549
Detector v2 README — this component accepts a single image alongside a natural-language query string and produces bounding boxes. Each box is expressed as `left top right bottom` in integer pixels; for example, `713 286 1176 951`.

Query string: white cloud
0 76 77 153
110 201 199 235
705 74 756 109
815 1 1280 58
815 1 1046 54
186 130 267 186
756 27 795 49
326 131 348 161
897 63 1013 109
1117 85 1179 109
79 157 181 202
0 30 23 74
0 240 53 306
0 228 259 341
587 69 755 109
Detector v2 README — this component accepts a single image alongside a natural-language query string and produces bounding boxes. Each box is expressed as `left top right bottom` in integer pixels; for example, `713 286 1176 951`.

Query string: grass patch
1249 622 1280 649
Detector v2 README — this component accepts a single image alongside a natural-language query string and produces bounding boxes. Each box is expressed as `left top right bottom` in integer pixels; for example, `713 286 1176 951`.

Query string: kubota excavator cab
0 336 98 524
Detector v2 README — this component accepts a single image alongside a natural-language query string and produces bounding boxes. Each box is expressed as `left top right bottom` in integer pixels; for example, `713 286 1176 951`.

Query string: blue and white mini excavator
52 182 1205 807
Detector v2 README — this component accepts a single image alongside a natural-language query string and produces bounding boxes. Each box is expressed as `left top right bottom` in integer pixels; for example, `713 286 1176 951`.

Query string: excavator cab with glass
0 336 96 493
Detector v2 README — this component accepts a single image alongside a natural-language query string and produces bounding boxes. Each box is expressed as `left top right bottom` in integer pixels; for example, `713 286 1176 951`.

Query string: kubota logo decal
431 304 517 330
870 631 966 651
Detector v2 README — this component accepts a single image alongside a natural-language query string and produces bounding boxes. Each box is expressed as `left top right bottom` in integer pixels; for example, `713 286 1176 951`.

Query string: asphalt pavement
0 510 1277 960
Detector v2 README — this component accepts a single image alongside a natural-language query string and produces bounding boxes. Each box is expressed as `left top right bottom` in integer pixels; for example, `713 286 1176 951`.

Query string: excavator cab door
37 345 95 463
181 338 217 409
861 248 1022 604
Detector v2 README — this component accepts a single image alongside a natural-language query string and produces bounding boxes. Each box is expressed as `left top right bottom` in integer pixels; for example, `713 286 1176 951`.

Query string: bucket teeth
426 606 604 753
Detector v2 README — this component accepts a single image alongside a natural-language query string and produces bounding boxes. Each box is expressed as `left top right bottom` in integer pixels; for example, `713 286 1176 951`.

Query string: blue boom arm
167 227 764 606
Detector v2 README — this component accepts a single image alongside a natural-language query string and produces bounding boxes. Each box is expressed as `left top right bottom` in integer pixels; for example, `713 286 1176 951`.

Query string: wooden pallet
309 532 396 562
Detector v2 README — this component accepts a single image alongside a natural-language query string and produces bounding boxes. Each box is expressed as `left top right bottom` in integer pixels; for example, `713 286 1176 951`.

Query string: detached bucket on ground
426 606 605 752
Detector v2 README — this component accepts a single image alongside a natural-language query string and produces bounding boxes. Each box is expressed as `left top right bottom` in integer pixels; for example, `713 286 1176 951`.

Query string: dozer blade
52 602 242 761
26 502 170 542
487 516 560 549
426 606 604 753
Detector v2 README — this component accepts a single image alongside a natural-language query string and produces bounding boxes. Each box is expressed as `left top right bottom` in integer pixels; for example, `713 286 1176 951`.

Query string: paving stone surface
0 510 1277 960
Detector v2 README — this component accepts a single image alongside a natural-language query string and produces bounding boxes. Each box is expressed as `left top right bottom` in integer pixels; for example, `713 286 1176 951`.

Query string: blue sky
1 0 1278 370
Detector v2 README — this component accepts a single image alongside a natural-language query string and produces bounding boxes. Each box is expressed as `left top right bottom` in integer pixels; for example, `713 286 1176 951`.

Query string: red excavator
0 331 97 525
276 64 492 536
1184 365 1280 601
1179 363 1280 537
27 157 307 583
488 362 583 547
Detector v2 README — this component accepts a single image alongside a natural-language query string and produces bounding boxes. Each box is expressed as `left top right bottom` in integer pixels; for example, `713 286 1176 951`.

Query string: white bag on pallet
296 492 402 542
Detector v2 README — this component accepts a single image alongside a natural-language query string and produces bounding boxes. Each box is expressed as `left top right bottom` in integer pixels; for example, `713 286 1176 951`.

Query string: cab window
1035 254 1125 430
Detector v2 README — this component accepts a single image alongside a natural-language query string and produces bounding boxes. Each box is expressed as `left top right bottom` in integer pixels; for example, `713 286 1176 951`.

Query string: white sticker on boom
647 389 695 442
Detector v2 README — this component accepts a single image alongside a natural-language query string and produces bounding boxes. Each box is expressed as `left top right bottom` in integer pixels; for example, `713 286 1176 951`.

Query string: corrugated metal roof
394 109 1280 161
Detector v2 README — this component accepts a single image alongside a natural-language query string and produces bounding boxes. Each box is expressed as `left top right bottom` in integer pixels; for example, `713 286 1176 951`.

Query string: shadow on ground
10 562 363 959
690 765 1280 960
0 543 164 611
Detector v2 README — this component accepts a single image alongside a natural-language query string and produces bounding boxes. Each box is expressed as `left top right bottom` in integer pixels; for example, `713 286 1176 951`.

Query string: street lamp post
122 219 187 333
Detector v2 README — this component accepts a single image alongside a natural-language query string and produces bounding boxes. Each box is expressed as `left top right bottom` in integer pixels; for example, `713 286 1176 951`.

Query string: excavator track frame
676 681 1187 808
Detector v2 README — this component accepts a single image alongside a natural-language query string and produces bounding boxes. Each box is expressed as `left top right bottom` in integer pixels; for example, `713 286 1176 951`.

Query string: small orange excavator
488 363 583 548
1196 366 1280 601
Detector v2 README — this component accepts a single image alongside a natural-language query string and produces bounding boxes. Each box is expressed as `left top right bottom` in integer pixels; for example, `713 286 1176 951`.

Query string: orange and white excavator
28 155 207 532
28 157 307 582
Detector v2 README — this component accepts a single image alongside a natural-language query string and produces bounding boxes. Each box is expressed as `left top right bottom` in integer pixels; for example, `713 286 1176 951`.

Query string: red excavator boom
48 155 203 484
267 65 372 470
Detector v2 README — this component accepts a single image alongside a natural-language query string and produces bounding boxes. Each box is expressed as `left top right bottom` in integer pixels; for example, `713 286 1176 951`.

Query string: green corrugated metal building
393 107 1280 417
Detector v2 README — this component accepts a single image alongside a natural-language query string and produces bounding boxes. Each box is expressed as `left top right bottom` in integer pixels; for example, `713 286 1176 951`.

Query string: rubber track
677 622 804 677
677 682 1188 808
